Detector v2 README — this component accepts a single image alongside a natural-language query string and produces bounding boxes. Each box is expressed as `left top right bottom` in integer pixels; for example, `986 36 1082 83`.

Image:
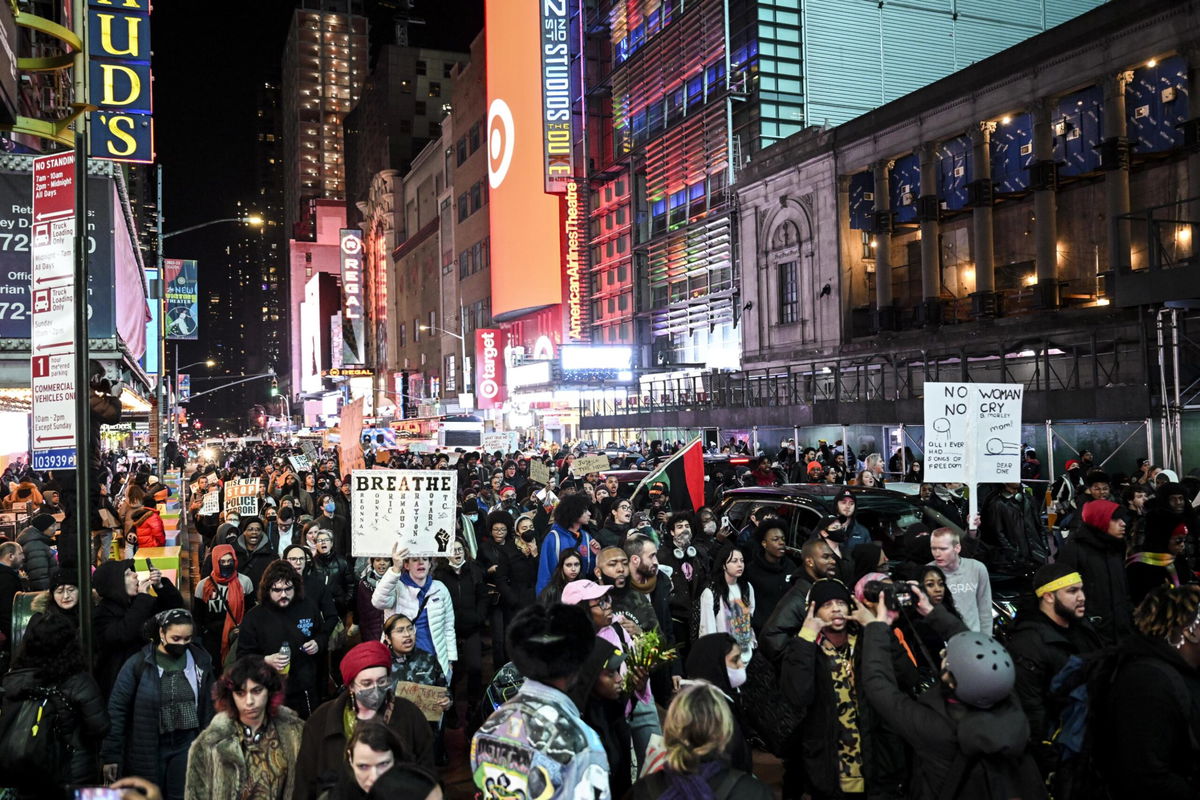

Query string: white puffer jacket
371 569 458 677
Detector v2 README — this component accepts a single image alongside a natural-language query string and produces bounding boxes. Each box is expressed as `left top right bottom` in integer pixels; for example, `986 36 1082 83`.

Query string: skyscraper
282 0 369 239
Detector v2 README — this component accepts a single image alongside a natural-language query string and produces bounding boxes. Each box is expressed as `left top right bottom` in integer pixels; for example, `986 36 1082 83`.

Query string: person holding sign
371 545 458 684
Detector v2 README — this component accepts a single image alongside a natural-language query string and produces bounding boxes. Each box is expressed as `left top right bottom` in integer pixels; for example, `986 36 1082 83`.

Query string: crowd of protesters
0 432 1195 800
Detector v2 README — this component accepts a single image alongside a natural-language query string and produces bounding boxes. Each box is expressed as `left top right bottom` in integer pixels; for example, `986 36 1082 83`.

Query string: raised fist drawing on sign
434 528 451 552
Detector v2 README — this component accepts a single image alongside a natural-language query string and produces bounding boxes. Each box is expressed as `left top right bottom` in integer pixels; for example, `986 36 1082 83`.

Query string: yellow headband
1036 572 1083 597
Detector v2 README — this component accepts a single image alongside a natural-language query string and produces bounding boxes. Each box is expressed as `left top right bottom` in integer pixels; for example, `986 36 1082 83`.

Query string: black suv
716 484 964 557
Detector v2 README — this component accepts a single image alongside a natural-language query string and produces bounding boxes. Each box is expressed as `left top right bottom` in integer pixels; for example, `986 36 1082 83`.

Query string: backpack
0 685 71 784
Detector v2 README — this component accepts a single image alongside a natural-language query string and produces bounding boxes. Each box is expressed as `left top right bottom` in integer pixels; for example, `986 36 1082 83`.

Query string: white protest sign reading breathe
923 382 1024 483
351 469 458 557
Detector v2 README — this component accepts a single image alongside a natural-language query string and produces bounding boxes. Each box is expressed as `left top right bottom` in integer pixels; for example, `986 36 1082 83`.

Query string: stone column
918 142 942 325
970 121 997 294
1103 70 1134 272
1032 97 1060 308
872 159 895 329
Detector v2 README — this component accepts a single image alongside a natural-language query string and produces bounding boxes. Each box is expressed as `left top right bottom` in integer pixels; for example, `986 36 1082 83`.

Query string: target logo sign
487 98 515 190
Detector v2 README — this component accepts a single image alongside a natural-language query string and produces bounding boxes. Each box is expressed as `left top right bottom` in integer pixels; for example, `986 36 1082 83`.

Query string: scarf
658 759 724 800
361 567 386 593
631 570 658 595
1127 551 1181 586
200 544 245 662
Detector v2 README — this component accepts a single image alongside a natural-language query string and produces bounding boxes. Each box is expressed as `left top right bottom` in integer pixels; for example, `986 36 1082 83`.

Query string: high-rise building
282 0 368 240
247 80 287 384
581 0 1106 371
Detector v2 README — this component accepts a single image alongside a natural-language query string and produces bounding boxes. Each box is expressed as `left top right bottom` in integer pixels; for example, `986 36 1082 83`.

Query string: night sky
152 0 483 420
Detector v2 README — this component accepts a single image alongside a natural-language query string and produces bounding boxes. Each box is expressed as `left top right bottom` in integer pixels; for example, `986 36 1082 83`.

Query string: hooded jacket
981 488 1050 573
91 559 183 693
535 523 597 595
236 589 328 705
860 622 1047 800
743 551 798 630
0 666 109 786
684 633 753 773
232 532 278 589
129 505 165 549
17 524 56 591
568 639 634 800
1055 525 1134 645
434 559 489 635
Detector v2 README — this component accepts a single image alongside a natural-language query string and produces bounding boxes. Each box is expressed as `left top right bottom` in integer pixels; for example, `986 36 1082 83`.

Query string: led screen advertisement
485 0 564 319
163 258 198 340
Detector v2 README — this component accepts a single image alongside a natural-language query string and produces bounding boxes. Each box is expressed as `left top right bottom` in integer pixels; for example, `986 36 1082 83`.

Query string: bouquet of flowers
622 628 678 693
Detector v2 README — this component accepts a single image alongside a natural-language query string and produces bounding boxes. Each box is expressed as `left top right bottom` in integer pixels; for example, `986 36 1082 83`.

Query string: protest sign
481 431 516 454
288 454 311 473
223 479 261 517
573 455 611 475
300 440 320 463
528 460 551 486
393 681 450 723
350 469 458 557
200 491 220 516
923 382 1024 484
339 398 366 474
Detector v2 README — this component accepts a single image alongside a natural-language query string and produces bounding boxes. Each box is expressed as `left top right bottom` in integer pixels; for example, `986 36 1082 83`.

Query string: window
456 137 468 165
415 60 427 76
414 319 421 341
399 323 406 347
470 182 483 212
443 62 454 78
457 193 468 222
469 122 481 152
429 311 437 332
778 261 798 324
428 82 441 97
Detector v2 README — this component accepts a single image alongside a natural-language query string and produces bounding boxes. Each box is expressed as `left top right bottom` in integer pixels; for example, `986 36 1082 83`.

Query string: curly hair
484 511 514 540
213 655 286 718
661 680 733 774
13 613 86 683
1134 584 1200 648
258 559 304 604
553 492 591 528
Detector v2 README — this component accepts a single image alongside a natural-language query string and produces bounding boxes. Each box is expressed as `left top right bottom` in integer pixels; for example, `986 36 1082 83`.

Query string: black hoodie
91 559 183 693
568 639 633 800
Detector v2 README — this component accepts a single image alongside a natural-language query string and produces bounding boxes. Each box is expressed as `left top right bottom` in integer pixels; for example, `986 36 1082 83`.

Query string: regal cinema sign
474 329 506 409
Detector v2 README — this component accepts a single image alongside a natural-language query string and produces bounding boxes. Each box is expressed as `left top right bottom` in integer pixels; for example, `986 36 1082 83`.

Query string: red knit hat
339 641 391 686
1081 499 1121 532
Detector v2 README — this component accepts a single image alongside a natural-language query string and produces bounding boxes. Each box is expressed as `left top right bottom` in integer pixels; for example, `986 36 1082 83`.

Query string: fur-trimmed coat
184 707 305 800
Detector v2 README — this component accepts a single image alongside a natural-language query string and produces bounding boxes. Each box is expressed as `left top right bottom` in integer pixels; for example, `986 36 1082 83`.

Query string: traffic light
269 377 279 397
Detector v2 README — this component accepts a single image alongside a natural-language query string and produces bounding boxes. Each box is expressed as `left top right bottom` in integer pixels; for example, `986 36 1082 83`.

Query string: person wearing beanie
17 512 58 590
1144 480 1199 573
1051 460 1084 526
471 603 610 800
194 544 254 667
861 598 1045 799
1006 562 1103 778
293 640 434 800
1056 499 1134 644
1127 521 1194 606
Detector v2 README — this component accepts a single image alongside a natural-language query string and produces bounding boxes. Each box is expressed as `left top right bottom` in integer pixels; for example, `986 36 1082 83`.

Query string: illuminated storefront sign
560 179 588 342
485 0 564 318
540 0 572 192
89 0 153 162
474 328 506 409
339 228 366 366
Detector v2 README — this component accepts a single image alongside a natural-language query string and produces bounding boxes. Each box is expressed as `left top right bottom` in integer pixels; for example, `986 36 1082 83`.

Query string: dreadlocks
1134 583 1200 649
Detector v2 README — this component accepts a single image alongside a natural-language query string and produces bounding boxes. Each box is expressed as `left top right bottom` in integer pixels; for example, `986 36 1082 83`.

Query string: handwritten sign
528 460 551 486
481 431 516 454
394 681 450 722
350 469 458 557
573 455 611 476
923 382 1024 483
288 454 311 473
300 441 320 464
223 479 261 518
199 491 220 516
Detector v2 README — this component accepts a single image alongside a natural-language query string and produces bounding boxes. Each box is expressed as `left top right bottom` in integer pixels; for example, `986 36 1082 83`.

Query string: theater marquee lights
339 228 366 367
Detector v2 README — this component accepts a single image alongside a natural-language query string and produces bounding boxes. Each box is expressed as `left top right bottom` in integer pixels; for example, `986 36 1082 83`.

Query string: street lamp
171 356 215 444
419 307 470 395
161 215 265 241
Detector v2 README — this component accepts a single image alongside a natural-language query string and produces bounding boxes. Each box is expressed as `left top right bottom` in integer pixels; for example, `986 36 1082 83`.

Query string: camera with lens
863 580 917 611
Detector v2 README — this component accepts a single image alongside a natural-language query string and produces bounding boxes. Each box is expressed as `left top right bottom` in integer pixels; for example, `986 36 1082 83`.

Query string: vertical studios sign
340 228 366 367
474 328 506 409
88 0 154 163
539 0 572 193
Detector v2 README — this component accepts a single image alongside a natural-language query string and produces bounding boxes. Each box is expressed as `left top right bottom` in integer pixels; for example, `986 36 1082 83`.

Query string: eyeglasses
315 537 333 544
588 596 613 609
269 585 295 594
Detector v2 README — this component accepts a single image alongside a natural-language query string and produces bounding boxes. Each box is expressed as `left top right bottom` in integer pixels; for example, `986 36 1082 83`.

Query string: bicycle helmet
943 631 1015 708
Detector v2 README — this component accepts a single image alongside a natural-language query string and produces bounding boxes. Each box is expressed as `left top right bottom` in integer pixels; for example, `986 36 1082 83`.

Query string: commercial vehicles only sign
30 153 77 471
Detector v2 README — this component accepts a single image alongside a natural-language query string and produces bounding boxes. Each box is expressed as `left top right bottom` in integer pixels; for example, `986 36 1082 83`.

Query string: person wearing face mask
102 608 214 800
92 557 184 694
476 511 526 667
356 557 393 645
659 512 711 659
231 518 277 590
433 538 488 727
293 642 435 800
316 493 350 557
811 514 857 587
194 544 255 669
830 488 872 556
458 494 481 557
683 633 753 773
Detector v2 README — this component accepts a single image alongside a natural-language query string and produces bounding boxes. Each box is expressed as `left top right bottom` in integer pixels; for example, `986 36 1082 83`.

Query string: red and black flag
634 438 705 511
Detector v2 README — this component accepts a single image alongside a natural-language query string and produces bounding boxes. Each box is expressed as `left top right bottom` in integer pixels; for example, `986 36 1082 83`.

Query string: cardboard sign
481 431 516 454
573 455 610 475
199 491 220 516
350 469 458 557
394 681 449 723
289 454 311 473
528 460 551 486
223 479 261 518
923 382 1025 483
339 398 366 474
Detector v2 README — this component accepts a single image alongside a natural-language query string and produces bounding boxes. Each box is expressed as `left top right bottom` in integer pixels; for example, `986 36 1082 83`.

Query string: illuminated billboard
474 328 506 409
89 0 154 162
339 228 366 366
485 0 564 319
540 0 573 192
